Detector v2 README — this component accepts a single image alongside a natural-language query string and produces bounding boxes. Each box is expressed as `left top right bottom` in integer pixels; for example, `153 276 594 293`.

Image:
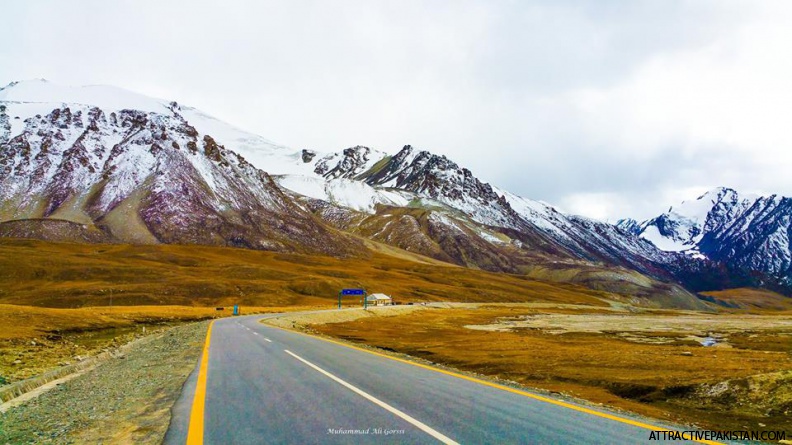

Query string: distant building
366 293 393 306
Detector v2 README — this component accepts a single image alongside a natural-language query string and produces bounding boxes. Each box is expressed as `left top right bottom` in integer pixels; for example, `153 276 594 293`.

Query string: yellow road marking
264 321 723 445
186 320 214 445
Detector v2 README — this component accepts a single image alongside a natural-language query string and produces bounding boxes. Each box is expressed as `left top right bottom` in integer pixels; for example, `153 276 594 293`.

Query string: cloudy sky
3 0 791 221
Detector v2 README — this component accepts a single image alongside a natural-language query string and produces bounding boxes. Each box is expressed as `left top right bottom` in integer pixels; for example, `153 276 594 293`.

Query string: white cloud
551 2 792 218
2 0 791 222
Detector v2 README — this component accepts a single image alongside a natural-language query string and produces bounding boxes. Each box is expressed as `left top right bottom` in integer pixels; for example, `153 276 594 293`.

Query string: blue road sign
341 288 365 296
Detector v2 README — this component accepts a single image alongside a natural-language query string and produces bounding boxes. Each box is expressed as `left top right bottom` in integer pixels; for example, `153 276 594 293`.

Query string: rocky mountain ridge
619 187 792 285
0 80 359 255
304 144 678 275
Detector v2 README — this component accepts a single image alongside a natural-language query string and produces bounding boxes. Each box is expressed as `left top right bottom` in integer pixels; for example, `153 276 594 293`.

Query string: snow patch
276 175 411 213
0 79 170 114
499 188 571 240
641 225 690 252
179 106 315 176
478 230 507 245
429 212 465 233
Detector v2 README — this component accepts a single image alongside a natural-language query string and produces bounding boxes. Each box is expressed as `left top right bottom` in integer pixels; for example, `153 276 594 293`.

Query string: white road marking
264 338 272 343
284 350 459 445
253 332 259 336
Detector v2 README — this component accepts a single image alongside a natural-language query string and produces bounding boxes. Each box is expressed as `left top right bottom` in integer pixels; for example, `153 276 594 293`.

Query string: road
164 314 721 445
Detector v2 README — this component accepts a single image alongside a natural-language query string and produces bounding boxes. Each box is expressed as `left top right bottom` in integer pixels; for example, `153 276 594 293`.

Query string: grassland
0 237 616 386
0 238 615 308
699 287 792 311
304 305 792 435
3 237 791 436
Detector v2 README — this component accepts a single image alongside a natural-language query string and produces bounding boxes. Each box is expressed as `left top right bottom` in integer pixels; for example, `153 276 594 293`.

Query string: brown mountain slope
0 238 710 310
698 288 792 312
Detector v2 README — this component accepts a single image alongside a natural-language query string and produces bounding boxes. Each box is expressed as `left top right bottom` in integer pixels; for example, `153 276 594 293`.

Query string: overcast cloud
3 0 791 221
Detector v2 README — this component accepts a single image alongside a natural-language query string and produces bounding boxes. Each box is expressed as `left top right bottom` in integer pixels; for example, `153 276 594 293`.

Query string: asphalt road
165 314 720 445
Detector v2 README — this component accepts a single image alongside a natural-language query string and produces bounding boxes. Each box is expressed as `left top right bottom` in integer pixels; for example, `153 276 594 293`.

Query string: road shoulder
0 321 209 444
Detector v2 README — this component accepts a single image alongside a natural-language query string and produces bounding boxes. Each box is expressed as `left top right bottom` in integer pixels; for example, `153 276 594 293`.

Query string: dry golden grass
699 287 792 312
0 238 622 389
0 305 215 340
0 238 612 308
0 304 308 340
310 306 792 434
0 304 306 384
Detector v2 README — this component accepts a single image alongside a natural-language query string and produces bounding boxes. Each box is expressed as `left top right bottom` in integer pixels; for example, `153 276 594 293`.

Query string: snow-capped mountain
620 187 792 285
500 190 672 266
310 145 525 229
282 144 677 278
3 79 787 300
273 147 414 214
0 79 359 255
620 188 757 252
0 81 679 280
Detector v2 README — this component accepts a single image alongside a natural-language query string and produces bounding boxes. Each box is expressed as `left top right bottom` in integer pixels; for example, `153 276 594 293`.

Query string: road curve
165 314 723 445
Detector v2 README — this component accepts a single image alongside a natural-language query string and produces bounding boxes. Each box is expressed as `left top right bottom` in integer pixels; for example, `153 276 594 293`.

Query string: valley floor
273 304 792 438
2 303 790 442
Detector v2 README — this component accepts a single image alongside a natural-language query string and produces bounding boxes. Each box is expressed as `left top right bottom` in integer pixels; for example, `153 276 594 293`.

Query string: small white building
366 293 393 306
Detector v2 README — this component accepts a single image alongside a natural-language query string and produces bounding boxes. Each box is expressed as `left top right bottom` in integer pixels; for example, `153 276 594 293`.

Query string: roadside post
233 305 239 316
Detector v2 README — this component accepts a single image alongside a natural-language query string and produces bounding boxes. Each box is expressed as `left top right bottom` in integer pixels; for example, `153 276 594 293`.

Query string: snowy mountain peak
615 218 641 235
627 187 792 284
313 145 388 180
0 79 314 180
392 144 418 164
0 81 359 255
0 79 173 115
632 187 759 253
0 78 49 92
671 187 738 222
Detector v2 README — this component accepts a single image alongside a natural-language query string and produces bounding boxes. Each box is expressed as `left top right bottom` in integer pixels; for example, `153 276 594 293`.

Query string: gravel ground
263 305 427 330
0 321 209 444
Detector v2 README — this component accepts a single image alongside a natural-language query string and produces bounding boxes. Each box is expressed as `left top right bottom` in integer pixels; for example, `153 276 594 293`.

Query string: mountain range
1 79 790 306
619 187 792 288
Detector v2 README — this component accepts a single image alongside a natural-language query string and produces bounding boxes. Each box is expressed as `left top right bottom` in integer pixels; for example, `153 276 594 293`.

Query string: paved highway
165 314 721 444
